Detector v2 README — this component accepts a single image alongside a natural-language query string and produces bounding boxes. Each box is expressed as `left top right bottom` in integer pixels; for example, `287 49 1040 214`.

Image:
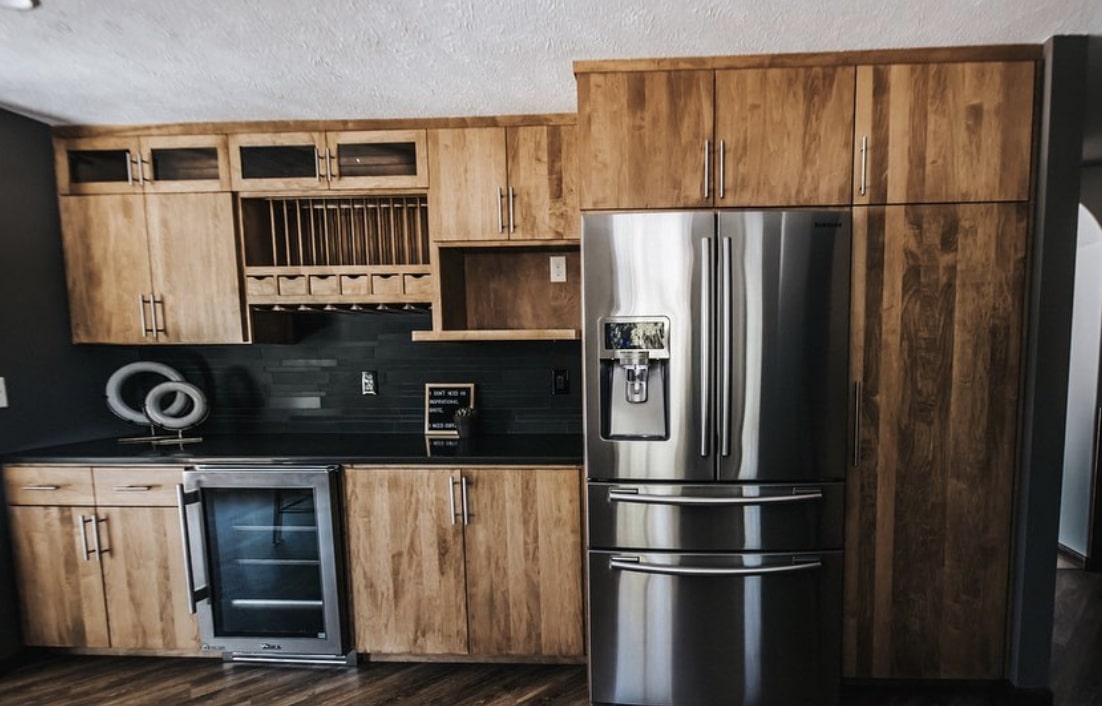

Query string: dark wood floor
0 568 1096 706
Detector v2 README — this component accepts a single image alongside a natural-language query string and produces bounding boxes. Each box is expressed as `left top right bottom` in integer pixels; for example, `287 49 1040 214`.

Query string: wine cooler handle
177 484 210 615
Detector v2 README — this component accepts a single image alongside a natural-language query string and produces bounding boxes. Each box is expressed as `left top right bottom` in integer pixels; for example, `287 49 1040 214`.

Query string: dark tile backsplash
136 310 582 435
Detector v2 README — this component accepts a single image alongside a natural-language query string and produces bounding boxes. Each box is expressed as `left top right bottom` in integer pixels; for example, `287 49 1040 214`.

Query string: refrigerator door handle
610 555 822 577
700 236 714 457
176 484 211 615
719 236 733 457
608 487 822 506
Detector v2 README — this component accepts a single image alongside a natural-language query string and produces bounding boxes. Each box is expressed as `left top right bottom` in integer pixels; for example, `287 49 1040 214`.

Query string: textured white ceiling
0 0 1099 127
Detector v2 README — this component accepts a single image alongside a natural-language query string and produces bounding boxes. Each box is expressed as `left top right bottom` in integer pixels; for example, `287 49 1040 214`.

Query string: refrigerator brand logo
261 643 283 650
814 222 842 228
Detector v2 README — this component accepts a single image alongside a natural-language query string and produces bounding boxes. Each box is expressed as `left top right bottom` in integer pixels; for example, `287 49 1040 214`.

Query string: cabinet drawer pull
113 485 153 492
859 135 869 197
79 514 92 561
21 485 61 491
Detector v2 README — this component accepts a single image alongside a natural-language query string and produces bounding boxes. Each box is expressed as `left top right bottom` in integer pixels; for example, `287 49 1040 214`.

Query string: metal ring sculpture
105 361 189 425
144 381 209 430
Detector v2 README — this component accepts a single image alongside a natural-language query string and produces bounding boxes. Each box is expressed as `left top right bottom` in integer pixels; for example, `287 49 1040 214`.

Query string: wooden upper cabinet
715 66 855 207
463 468 584 657
844 203 1028 680
230 130 429 192
428 127 509 242
59 192 245 344
853 61 1036 205
56 135 229 196
577 70 714 210
506 125 579 240
60 194 155 344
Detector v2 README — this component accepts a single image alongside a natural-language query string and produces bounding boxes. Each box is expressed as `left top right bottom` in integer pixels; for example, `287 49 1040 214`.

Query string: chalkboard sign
424 383 475 437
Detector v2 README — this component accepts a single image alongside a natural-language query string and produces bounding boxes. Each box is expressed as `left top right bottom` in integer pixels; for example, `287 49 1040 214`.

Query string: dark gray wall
0 108 133 663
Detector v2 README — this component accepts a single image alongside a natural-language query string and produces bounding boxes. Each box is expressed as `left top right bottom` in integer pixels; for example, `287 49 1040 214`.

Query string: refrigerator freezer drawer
588 550 842 706
587 482 844 552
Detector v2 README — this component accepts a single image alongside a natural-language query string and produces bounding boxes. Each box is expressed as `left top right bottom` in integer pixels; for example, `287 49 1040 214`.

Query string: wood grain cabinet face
230 130 429 192
714 66 855 207
4 464 198 652
853 61 1036 205
344 466 585 658
59 192 245 344
844 203 1028 680
56 135 229 196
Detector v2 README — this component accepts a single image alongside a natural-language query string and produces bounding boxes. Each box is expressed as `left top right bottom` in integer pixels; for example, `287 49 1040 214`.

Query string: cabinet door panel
141 135 230 193
464 468 584 657
716 66 854 206
145 192 246 344
428 128 508 241
345 469 468 654
8 506 109 647
228 132 326 191
59 194 154 344
98 507 200 650
578 70 714 210
326 129 429 190
854 61 1035 204
506 125 579 240
55 136 142 196
844 204 1027 679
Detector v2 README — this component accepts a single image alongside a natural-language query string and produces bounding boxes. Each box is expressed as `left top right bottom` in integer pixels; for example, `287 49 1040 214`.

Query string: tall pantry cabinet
574 47 1040 681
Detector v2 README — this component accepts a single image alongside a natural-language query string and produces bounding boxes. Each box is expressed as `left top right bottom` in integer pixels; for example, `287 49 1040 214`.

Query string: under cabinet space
417 245 580 341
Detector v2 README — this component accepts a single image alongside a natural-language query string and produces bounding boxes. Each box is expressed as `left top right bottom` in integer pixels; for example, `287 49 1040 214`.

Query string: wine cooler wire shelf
247 195 430 268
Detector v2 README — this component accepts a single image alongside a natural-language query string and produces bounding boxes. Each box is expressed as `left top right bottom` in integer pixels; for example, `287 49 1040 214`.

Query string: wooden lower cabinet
4 464 199 652
345 466 585 659
844 203 1028 679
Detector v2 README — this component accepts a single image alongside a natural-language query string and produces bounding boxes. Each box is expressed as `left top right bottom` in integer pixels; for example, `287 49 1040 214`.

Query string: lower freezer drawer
588 550 842 706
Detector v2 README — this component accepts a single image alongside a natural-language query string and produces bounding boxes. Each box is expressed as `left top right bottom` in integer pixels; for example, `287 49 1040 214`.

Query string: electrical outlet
552 369 570 395
361 370 378 396
0 377 7 408
550 256 567 283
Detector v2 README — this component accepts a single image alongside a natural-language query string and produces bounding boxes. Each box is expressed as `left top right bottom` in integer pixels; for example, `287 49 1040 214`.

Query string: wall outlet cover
361 370 378 395
552 369 569 395
550 255 567 283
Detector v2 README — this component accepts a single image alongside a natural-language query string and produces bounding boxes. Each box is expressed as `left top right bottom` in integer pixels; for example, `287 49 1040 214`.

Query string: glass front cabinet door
56 135 230 195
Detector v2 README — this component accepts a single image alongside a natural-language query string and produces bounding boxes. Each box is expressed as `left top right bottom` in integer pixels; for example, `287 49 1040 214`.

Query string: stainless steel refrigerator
582 210 850 706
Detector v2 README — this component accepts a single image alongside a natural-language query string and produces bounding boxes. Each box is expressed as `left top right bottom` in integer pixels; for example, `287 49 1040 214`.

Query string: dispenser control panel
600 317 670 358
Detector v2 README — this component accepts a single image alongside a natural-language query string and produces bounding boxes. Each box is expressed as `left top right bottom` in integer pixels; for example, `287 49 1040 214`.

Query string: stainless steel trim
853 380 862 467
460 475 470 525
79 514 91 561
703 139 711 199
90 515 103 556
508 186 515 233
700 236 713 457
448 475 457 526
139 294 150 337
609 555 822 577
719 139 726 198
21 485 60 491
314 146 322 181
1094 406 1102 471
720 236 733 457
126 153 134 186
177 484 200 614
231 599 325 609
859 135 868 196
497 187 504 233
113 485 152 492
607 487 823 506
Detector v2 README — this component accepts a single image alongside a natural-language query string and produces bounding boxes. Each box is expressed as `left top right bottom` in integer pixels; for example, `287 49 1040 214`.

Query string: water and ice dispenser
599 317 670 440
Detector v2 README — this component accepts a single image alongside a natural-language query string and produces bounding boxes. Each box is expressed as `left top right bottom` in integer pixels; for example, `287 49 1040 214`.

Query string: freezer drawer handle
607 488 822 506
610 555 822 577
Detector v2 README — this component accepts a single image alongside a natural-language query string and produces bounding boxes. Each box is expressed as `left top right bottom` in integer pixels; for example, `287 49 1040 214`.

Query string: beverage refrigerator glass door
178 465 352 664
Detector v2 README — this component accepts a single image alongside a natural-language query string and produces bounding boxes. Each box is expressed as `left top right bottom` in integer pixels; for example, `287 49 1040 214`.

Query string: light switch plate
550 256 567 283
0 376 8 408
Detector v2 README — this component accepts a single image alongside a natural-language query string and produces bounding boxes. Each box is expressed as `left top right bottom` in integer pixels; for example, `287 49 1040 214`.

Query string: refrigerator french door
178 465 351 664
582 210 851 706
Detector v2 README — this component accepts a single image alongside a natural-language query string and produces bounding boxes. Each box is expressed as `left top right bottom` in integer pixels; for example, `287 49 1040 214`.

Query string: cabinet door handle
703 139 711 199
150 294 165 337
139 294 152 337
325 148 334 183
852 380 862 467
126 152 135 186
460 476 470 526
91 515 104 557
136 156 147 185
859 136 868 197
497 187 505 233
448 475 458 526
508 186 516 233
314 146 322 182
79 514 92 561
718 140 726 199
21 485 60 491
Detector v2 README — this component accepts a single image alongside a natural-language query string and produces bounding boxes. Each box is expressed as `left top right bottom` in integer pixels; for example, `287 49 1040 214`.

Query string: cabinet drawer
92 467 183 507
3 466 94 506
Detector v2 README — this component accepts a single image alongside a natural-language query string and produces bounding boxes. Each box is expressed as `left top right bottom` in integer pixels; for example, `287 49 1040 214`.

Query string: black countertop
3 433 584 466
